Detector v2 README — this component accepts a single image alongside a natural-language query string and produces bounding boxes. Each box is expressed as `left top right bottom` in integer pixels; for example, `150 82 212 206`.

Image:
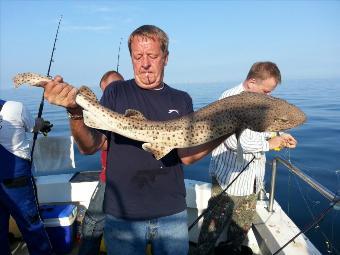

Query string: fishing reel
39 120 53 136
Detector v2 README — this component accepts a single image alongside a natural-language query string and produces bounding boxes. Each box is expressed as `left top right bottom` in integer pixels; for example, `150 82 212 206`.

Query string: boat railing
268 157 340 212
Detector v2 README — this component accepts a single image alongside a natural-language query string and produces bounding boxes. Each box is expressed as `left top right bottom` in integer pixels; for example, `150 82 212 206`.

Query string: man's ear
246 78 257 91
164 52 169 66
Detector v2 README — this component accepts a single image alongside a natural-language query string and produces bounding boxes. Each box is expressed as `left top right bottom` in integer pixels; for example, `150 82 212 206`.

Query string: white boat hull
32 172 321 255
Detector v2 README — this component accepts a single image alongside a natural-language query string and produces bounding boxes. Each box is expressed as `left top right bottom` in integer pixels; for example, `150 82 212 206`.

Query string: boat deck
10 238 198 255
9 172 321 255
10 239 84 255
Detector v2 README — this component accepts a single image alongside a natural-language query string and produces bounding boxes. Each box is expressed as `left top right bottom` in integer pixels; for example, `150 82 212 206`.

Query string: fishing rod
30 15 63 161
273 197 339 255
188 155 256 231
116 37 122 72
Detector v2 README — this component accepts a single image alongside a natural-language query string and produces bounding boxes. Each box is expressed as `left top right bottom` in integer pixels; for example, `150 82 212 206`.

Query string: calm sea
1 79 339 254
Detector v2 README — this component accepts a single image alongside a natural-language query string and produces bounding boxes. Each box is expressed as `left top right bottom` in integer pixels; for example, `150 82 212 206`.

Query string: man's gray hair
128 25 169 55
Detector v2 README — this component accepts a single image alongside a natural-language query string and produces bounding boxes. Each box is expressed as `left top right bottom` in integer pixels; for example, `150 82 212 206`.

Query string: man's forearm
68 117 105 155
224 130 268 153
178 135 228 165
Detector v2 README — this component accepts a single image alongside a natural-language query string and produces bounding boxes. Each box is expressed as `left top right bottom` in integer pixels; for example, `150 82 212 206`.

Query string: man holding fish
40 25 226 255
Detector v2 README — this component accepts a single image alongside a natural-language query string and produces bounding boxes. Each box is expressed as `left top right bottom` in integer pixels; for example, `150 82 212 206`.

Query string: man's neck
152 82 164 90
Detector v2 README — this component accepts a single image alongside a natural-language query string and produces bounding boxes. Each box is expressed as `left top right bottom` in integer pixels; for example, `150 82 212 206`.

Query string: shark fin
236 130 244 165
78 86 98 101
124 109 147 120
142 143 173 160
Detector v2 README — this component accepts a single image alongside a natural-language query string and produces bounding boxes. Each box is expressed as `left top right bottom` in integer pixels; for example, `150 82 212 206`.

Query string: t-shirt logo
168 109 179 114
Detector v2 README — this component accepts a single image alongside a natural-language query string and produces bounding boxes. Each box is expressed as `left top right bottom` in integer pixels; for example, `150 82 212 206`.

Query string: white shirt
209 84 271 196
0 101 35 160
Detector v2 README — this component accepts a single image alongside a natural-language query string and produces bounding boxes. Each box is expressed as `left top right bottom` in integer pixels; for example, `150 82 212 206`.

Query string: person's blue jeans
0 176 52 255
78 181 106 255
104 210 189 255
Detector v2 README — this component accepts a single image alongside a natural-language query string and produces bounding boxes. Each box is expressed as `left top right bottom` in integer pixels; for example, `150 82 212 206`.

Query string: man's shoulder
165 84 192 100
162 84 193 116
220 83 244 99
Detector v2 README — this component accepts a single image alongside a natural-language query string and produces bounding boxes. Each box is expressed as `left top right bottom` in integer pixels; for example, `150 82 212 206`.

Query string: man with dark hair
42 25 222 255
197 61 297 254
78 70 124 255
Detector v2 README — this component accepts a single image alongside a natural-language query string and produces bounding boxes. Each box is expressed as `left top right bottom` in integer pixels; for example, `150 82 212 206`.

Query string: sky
1 0 340 89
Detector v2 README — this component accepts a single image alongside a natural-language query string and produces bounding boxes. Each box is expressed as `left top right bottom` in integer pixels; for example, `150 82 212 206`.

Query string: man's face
246 77 278 95
130 35 168 89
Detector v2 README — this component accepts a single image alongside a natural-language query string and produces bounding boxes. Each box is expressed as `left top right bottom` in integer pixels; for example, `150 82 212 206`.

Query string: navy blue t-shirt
100 79 193 220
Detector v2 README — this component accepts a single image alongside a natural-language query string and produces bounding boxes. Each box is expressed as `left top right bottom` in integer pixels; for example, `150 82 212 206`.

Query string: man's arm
67 107 106 154
178 129 269 165
178 135 229 165
224 129 296 153
271 133 297 149
178 131 298 165
42 76 106 154
224 130 269 153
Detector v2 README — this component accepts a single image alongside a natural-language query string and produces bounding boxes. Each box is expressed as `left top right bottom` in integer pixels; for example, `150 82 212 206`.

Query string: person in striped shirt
197 61 298 255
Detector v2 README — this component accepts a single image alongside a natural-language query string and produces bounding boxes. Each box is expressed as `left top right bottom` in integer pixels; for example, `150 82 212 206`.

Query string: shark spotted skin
13 72 52 88
13 72 307 160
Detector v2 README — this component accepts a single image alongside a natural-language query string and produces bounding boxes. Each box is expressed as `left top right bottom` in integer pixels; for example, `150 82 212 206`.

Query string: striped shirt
209 84 271 196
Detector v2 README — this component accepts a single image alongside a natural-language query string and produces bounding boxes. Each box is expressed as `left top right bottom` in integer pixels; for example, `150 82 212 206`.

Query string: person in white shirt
197 62 297 255
0 99 53 255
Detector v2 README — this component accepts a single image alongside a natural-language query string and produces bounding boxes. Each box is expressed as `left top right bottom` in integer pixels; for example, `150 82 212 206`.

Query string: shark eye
274 118 288 124
276 117 288 123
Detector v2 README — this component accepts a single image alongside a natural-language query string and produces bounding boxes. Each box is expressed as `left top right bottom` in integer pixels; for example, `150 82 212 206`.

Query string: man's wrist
270 131 281 138
66 107 83 120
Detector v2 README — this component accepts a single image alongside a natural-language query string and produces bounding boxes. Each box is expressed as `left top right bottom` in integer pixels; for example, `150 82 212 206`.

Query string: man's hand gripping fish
13 72 307 160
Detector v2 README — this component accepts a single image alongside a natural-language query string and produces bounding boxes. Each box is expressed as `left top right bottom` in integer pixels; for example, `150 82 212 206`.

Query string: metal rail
268 157 340 212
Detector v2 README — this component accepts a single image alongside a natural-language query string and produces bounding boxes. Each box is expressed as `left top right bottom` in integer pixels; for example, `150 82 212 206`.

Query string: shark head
265 101 307 131
234 92 307 132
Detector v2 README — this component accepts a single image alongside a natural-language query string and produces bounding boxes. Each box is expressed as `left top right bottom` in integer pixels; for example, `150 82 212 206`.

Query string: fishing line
293 173 337 253
288 160 339 207
188 155 256 231
292 159 336 177
287 171 292 216
30 15 62 162
28 16 62 216
293 151 339 253
330 200 340 254
116 37 122 72
267 142 340 253
273 198 339 255
272 149 339 254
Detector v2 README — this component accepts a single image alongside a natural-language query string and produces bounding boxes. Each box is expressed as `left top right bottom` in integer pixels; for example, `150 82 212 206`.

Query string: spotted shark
13 72 307 160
